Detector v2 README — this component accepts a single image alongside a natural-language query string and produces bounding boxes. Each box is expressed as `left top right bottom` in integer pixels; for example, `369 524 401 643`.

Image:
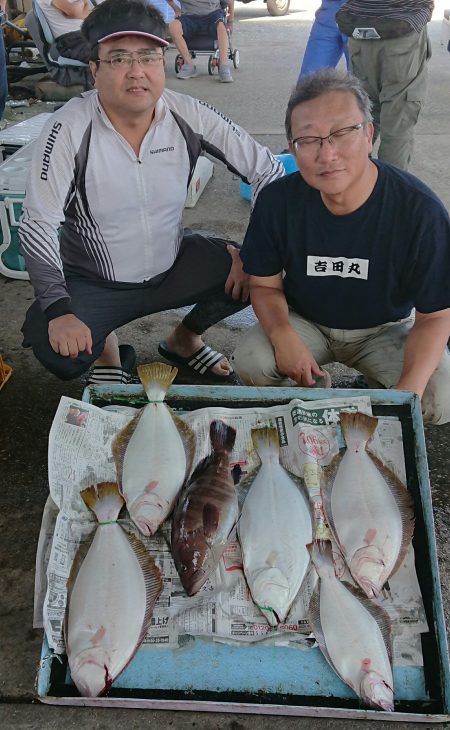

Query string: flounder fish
308 540 394 711
322 411 414 598
65 482 163 697
112 362 195 536
238 427 314 627
171 420 238 596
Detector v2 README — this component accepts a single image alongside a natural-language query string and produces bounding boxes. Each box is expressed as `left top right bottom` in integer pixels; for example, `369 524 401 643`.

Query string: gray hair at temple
285 68 373 141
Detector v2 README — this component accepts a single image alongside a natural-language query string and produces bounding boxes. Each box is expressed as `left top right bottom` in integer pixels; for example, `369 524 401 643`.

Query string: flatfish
112 362 195 536
322 411 414 598
172 420 238 596
308 540 394 711
238 427 313 627
65 482 163 697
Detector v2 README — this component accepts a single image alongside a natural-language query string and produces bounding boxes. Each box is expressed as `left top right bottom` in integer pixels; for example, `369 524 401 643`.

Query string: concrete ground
1 1 450 727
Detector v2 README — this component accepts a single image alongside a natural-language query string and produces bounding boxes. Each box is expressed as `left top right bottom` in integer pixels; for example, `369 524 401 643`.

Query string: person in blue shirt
299 0 348 80
231 69 450 425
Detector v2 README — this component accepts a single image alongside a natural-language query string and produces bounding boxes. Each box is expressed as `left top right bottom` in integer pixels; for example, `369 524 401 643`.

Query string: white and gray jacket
19 88 283 317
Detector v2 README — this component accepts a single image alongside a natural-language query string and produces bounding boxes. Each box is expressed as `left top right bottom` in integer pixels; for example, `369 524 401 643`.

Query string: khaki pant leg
230 312 332 386
348 28 430 170
341 317 450 426
377 28 430 170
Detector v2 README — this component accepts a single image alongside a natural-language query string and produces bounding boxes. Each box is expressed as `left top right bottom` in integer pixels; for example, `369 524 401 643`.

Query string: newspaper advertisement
35 392 428 666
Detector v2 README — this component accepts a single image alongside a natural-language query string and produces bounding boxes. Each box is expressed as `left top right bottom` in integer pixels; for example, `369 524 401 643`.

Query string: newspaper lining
34 393 428 666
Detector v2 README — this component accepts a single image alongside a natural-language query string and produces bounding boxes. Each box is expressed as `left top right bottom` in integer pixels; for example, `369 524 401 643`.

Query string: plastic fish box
0 112 52 160
37 385 450 722
0 140 35 280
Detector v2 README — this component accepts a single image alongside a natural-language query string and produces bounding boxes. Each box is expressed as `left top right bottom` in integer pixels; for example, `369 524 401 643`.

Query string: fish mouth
70 652 112 697
128 496 169 536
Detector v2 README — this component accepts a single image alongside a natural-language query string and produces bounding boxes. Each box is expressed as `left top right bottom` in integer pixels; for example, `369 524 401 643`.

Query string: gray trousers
348 27 431 170
231 311 450 426
22 233 248 380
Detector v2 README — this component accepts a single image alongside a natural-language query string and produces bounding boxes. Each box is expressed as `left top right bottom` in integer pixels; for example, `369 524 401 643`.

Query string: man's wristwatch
0 10 7 26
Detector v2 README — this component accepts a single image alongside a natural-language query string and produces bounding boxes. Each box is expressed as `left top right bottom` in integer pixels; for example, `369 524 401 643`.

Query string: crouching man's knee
421 359 450 425
231 325 289 386
31 343 93 381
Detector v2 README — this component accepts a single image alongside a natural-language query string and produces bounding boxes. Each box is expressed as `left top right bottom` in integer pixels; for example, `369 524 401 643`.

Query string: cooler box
36 384 450 722
0 112 52 160
185 155 214 208
0 140 35 280
240 152 298 201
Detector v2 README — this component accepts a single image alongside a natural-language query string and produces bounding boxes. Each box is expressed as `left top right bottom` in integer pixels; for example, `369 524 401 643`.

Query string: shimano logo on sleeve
40 122 62 180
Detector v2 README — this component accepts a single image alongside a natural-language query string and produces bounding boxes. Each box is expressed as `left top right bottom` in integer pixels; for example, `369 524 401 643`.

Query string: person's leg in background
299 0 348 80
348 27 430 170
216 15 233 83
170 14 198 78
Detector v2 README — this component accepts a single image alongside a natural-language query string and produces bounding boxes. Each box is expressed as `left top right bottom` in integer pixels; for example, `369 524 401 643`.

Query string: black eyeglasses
96 51 164 70
292 123 365 153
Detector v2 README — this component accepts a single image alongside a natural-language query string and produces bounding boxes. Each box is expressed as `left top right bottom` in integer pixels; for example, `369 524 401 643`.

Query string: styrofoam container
185 156 214 208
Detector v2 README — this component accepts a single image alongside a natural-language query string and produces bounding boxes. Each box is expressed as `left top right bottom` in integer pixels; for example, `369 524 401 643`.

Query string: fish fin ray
251 427 279 462
189 454 214 484
343 581 393 664
210 420 237 454
137 361 178 400
172 411 196 480
321 453 343 541
235 465 261 510
80 482 124 522
280 464 315 529
308 584 339 674
64 532 95 648
125 531 163 643
340 412 378 449
112 410 144 489
366 449 415 579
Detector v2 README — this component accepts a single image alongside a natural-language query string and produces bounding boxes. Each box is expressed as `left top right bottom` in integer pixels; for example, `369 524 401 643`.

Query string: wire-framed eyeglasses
292 123 365 153
97 51 164 70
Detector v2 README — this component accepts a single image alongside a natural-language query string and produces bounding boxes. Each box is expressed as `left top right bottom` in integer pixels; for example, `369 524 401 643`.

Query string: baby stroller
174 0 239 76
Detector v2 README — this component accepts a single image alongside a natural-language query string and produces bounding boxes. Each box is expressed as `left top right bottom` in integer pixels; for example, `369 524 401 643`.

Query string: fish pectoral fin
203 503 220 539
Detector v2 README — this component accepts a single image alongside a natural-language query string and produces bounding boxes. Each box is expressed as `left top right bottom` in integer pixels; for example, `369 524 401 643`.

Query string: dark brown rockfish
171 420 238 596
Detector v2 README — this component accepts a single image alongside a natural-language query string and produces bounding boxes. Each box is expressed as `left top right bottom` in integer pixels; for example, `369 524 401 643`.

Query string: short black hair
285 68 373 141
82 0 167 50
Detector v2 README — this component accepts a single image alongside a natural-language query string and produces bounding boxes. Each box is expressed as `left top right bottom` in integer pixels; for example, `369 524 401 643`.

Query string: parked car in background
237 0 290 17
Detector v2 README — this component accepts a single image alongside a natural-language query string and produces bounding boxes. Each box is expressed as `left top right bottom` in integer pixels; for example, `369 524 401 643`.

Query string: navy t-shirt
241 161 450 329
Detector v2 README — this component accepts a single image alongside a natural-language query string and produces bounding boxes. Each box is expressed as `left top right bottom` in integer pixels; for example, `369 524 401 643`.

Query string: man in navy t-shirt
231 68 450 425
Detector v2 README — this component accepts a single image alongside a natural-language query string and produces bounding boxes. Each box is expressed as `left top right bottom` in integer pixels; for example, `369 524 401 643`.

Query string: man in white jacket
20 0 283 385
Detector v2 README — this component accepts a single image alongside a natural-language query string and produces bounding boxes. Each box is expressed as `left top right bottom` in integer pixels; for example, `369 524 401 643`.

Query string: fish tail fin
80 482 124 523
251 426 279 462
209 420 236 454
137 362 178 400
308 539 333 572
340 411 378 452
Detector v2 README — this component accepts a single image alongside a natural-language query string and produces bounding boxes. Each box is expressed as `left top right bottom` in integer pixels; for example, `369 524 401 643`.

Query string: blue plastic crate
240 153 298 201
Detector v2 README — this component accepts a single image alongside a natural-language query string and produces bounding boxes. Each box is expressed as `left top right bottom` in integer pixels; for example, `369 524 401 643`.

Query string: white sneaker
177 64 198 79
219 65 233 83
